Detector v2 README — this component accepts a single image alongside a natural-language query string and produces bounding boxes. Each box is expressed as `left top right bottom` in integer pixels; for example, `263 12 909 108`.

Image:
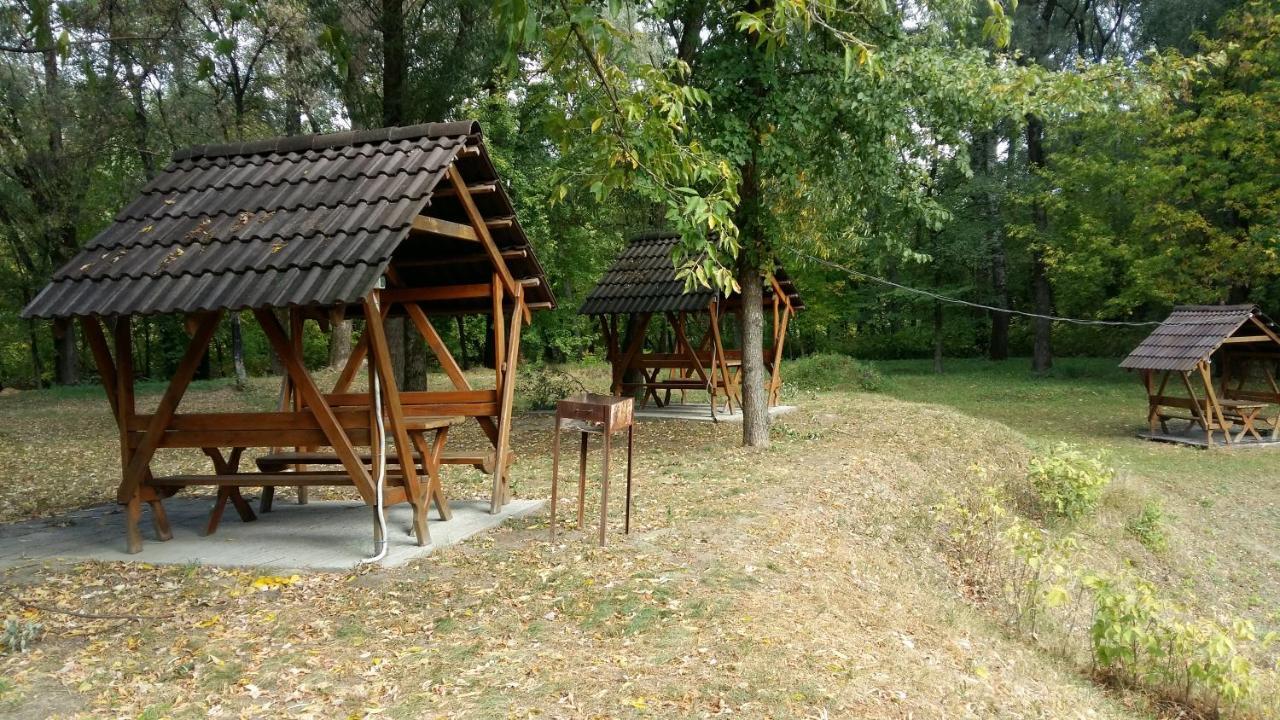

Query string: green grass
878 357 1275 477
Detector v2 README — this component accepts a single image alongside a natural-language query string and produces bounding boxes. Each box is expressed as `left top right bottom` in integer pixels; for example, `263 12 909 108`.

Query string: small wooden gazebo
580 231 803 416
1121 305 1280 446
22 121 554 553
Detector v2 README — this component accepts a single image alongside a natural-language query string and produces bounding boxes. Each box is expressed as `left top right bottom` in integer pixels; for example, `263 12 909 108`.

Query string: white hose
359 364 388 564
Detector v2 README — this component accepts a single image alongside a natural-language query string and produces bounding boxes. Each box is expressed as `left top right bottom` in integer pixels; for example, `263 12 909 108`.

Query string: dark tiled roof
579 231 804 315
23 121 554 318
1120 305 1279 372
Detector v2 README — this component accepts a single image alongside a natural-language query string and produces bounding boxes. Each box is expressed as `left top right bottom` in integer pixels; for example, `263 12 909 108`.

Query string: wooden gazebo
580 231 803 416
22 121 554 553
1121 305 1280 446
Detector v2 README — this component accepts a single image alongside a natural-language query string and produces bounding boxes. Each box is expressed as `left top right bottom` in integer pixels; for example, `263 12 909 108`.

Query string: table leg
625 425 633 535
550 420 560 540
600 431 611 546
577 432 588 531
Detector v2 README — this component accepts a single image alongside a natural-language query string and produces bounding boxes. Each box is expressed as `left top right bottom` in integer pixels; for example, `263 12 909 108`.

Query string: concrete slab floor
0 497 544 572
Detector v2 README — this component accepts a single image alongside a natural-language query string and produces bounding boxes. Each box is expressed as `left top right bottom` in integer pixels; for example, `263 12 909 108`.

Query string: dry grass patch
0 386 1149 719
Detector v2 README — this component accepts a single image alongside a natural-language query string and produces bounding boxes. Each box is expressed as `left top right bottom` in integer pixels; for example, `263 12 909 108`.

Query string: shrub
1027 444 1114 521
785 353 885 393
1126 501 1169 552
1084 572 1268 712
1 618 41 654
516 365 587 411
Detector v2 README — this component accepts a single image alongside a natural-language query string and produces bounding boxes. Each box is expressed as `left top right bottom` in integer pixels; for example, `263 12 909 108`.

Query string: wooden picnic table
1219 400 1266 442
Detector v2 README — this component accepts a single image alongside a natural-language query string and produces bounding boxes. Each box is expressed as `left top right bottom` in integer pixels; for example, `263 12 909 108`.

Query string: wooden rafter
447 166 516 295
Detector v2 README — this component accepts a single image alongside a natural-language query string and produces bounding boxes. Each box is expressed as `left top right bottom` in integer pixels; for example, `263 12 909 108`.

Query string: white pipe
359 359 389 564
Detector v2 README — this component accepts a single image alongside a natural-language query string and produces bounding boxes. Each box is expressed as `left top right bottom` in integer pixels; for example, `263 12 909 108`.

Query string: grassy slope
0 370 1144 718
879 358 1280 640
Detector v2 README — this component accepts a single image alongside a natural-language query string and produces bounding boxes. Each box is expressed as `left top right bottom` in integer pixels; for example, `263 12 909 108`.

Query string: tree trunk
976 127 1009 360
27 317 44 388
403 322 428 391
738 267 769 447
52 318 78 385
231 314 248 388
1026 113 1053 373
932 301 944 374
386 316 406 388
456 315 468 369
381 0 405 127
328 321 353 368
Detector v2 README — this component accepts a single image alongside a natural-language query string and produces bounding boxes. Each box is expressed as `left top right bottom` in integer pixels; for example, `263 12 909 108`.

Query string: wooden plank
362 294 427 544
80 318 119 413
1221 336 1273 344
448 165 516 295
492 286 524 513
254 308 377 504
326 389 495 406
432 181 496 198
117 312 220 504
381 284 492 304
128 409 373 432
769 306 792 405
411 214 479 241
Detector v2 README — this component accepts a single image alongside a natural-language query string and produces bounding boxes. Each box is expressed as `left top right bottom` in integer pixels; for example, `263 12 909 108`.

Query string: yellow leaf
194 614 222 628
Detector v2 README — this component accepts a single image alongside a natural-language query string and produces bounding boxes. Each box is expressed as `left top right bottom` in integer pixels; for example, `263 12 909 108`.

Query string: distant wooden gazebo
580 231 803 416
22 121 554 553
1121 305 1280 446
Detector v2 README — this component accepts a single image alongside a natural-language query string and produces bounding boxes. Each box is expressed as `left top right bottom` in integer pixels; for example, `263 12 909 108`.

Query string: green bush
516 365 587 411
786 353 885 393
1126 501 1169 552
1027 444 1114 521
1084 573 1268 712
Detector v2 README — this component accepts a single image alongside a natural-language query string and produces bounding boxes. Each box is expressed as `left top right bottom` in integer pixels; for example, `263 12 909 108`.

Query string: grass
879 357 1280 630
0 357 1275 717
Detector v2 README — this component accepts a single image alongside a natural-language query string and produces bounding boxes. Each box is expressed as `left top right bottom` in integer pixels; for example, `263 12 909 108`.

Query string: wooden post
118 312 220 505
492 285 524 513
362 294 429 546
254 309 378 504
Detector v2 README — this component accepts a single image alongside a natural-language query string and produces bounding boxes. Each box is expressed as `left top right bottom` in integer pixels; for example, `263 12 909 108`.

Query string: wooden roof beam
394 249 526 270
411 215 478 242
432 182 497 198
447 166 516 295
1222 335 1275 344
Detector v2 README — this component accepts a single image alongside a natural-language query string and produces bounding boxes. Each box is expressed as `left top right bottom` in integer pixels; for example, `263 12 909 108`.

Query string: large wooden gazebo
580 231 803 416
22 121 554 553
1121 305 1280 447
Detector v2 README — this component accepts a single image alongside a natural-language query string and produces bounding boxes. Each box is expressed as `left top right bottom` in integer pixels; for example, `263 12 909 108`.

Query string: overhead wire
787 248 1195 328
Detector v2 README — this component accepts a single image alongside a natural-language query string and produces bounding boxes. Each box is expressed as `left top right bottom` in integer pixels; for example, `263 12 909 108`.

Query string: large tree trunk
735 0 772 448
381 0 405 127
403 324 428 391
973 127 1009 360
386 317 406 388
1026 114 1053 373
379 0 408 386
737 265 769 446
231 314 248 388
932 300 944 374
52 318 77 385
328 320 353 368
26 317 44 388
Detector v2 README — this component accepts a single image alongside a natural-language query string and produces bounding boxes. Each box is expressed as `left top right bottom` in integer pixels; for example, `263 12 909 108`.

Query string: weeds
935 475 1280 718
0 619 41 654
1027 444 1114 521
1126 502 1169 552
